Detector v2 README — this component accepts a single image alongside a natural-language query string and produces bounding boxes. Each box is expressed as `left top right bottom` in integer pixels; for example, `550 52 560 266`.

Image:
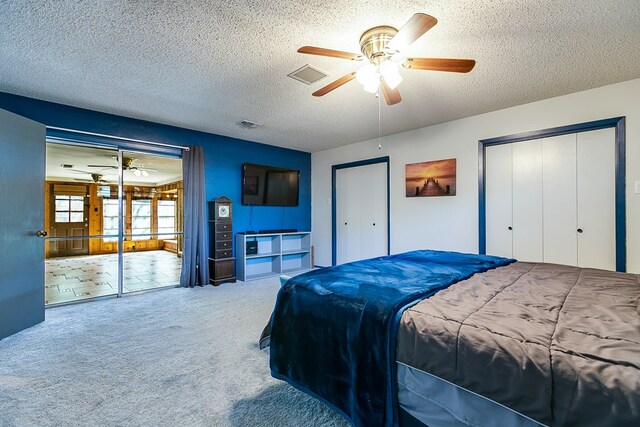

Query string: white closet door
543 134 578 266
336 163 388 264
577 128 616 270
336 167 358 264
360 162 388 260
485 144 513 258
512 139 544 262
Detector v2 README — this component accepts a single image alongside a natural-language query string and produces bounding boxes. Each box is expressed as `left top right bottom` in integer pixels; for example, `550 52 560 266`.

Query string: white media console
235 232 312 281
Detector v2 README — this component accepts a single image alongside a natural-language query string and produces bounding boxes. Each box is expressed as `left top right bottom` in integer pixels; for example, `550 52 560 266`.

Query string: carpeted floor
0 278 349 427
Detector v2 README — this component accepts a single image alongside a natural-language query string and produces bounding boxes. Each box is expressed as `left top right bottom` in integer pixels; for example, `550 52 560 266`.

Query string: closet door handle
577 228 583 233
507 226 513 231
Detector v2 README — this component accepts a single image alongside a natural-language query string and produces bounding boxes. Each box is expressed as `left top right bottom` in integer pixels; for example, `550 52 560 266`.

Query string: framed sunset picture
405 158 457 197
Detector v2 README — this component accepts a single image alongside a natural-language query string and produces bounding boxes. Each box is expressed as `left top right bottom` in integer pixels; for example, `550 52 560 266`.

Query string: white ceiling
46 143 182 186
1 1 639 153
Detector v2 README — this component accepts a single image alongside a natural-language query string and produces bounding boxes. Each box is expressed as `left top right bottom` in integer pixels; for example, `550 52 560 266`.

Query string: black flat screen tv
242 163 300 206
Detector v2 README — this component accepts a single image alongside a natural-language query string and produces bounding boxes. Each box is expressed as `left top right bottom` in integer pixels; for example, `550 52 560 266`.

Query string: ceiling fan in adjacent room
69 170 110 183
87 157 157 177
297 13 476 105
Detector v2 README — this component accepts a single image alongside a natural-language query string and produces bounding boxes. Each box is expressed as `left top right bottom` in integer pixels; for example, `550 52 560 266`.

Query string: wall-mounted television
242 163 300 206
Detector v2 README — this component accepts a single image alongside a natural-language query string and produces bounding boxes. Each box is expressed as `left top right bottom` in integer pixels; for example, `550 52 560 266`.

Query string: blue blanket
269 250 514 426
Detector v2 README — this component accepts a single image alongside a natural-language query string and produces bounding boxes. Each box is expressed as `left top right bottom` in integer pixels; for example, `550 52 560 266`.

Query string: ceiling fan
70 170 110 183
87 157 157 177
298 13 476 105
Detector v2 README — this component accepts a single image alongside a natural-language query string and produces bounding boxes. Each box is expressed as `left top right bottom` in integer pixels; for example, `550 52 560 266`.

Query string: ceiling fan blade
387 13 438 52
87 164 118 169
312 72 357 97
381 81 402 105
406 58 476 73
298 46 363 61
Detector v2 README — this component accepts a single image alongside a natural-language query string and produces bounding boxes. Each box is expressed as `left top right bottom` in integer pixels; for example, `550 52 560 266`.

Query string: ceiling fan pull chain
378 92 382 149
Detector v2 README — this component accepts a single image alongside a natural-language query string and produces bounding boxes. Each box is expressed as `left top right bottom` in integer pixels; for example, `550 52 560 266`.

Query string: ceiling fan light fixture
379 60 402 89
356 63 376 85
383 73 402 90
363 78 380 94
390 52 406 63
357 63 381 93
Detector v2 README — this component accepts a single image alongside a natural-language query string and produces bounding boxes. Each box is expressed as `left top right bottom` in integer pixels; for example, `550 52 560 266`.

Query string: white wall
312 78 640 272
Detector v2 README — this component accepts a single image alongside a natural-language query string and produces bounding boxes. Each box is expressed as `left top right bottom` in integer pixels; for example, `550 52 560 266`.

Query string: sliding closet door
542 134 578 266
485 144 513 258
512 139 544 262
577 128 616 270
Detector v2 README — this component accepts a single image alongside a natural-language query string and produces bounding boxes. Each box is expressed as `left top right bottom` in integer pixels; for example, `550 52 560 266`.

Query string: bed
267 250 640 427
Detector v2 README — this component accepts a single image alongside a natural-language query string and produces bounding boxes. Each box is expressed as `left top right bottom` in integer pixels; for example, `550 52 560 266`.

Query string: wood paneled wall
44 180 182 258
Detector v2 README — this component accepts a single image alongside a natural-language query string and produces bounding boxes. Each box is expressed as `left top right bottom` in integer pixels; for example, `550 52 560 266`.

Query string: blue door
0 108 46 339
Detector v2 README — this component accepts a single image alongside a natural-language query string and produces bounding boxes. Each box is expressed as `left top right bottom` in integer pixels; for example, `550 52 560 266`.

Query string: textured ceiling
1 1 640 153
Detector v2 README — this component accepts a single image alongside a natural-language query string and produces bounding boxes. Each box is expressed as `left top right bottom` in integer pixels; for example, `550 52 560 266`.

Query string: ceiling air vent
61 164 73 168
238 120 262 129
288 64 328 85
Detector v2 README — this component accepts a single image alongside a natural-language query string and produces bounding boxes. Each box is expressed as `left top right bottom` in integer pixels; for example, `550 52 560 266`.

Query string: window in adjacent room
157 200 176 238
55 195 84 223
102 199 120 242
132 199 152 239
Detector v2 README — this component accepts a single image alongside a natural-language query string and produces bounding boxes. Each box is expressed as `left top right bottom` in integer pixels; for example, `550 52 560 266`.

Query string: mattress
397 362 544 427
396 262 640 426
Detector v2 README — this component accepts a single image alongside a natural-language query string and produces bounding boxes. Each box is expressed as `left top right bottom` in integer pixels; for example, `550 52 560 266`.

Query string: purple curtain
180 145 209 287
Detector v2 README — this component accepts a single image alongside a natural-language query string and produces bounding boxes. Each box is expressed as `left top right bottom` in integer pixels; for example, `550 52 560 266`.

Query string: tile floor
45 250 182 305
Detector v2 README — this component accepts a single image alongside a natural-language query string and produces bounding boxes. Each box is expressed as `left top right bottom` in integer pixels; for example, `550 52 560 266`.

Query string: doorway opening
44 142 183 305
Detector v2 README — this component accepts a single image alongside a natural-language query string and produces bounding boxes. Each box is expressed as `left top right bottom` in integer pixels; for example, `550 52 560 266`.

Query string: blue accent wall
0 92 311 238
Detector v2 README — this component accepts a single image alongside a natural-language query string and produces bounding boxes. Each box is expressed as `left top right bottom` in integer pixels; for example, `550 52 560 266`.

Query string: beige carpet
0 278 348 427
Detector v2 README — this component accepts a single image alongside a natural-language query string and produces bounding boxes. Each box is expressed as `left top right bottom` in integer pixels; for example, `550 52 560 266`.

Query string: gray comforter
397 262 640 426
